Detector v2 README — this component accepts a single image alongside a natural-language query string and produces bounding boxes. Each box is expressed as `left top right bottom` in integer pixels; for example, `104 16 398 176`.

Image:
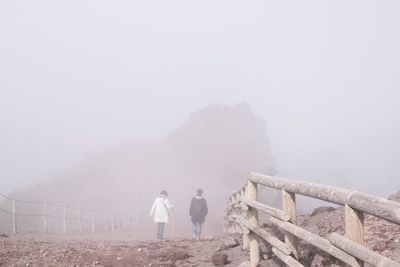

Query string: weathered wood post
12 198 17 234
247 180 260 267
43 202 47 233
282 189 298 259
63 205 67 234
91 209 95 234
345 204 364 267
78 206 82 234
117 213 120 228
233 194 241 234
241 187 250 250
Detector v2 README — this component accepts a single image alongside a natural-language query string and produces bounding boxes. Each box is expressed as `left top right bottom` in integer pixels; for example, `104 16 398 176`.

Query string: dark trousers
157 222 165 239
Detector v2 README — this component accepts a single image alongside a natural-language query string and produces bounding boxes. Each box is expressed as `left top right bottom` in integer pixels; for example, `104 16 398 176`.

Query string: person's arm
165 199 174 209
189 198 194 216
203 199 208 216
150 199 156 216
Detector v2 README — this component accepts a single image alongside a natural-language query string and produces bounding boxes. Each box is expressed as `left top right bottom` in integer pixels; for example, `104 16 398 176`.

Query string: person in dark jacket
189 188 208 240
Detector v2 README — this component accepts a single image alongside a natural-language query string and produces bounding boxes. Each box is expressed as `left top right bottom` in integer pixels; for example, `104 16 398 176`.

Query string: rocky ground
1 191 399 267
0 232 252 267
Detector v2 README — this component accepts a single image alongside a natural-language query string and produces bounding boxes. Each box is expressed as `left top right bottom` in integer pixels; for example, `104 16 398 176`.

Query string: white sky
1 1 400 196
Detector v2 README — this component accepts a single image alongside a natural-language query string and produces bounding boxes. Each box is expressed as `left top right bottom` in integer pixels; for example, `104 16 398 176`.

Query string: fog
1 1 400 236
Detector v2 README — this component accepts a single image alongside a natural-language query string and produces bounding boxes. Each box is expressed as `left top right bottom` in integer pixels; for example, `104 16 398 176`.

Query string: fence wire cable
0 193 14 201
0 191 117 228
0 193 97 211
0 207 13 214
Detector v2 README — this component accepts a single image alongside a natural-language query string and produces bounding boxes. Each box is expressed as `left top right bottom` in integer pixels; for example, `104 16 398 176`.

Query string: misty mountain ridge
10 102 275 235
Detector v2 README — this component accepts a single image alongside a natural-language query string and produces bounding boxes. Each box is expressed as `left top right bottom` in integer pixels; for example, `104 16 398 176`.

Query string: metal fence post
43 202 47 233
111 213 114 233
12 199 17 234
91 209 95 234
63 205 67 234
79 206 82 234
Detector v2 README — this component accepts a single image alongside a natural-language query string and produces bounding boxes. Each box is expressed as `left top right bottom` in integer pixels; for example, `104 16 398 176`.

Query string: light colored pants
192 221 202 238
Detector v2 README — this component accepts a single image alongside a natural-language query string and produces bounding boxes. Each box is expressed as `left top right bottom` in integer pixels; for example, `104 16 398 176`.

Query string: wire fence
0 192 140 234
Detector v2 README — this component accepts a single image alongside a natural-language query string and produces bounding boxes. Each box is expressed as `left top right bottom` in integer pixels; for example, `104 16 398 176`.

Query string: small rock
211 253 228 266
204 235 215 240
92 260 100 266
238 261 250 267
310 206 336 216
223 236 239 249
311 254 339 267
137 247 143 252
116 257 123 261
373 241 388 252
262 260 282 267
170 251 190 261
216 245 226 252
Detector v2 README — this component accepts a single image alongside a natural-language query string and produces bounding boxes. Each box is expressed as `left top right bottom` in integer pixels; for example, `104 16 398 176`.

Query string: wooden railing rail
224 172 400 267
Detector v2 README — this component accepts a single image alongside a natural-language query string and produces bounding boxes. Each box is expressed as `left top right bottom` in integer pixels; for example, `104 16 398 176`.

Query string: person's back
152 197 169 222
189 189 208 239
190 196 207 222
150 190 173 239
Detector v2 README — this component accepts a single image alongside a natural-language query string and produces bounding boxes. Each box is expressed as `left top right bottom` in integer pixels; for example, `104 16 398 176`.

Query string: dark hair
160 190 168 197
196 188 203 196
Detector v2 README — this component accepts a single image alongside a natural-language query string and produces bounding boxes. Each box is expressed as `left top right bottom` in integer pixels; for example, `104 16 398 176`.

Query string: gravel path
0 232 252 267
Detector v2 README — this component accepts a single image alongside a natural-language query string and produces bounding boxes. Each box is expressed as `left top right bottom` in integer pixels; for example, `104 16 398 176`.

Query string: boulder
388 191 400 202
310 206 336 217
211 253 228 266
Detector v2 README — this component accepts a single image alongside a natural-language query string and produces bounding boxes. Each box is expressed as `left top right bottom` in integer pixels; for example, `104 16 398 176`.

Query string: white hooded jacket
150 196 173 223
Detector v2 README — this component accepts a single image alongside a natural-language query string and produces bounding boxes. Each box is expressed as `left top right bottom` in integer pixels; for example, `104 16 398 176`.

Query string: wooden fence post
247 180 260 267
241 187 250 250
63 205 67 234
78 207 82 234
229 196 235 234
91 209 95 234
282 189 298 259
345 204 364 267
43 202 47 233
12 198 17 234
234 194 241 234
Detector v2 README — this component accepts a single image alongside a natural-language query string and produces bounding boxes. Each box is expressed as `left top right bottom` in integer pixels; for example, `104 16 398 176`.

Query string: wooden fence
0 193 139 234
224 172 400 267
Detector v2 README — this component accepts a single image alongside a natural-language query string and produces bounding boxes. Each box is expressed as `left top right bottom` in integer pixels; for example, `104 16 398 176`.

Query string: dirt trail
0 232 251 267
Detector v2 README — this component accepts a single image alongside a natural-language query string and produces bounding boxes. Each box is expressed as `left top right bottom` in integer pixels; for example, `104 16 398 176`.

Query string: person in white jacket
150 190 173 239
